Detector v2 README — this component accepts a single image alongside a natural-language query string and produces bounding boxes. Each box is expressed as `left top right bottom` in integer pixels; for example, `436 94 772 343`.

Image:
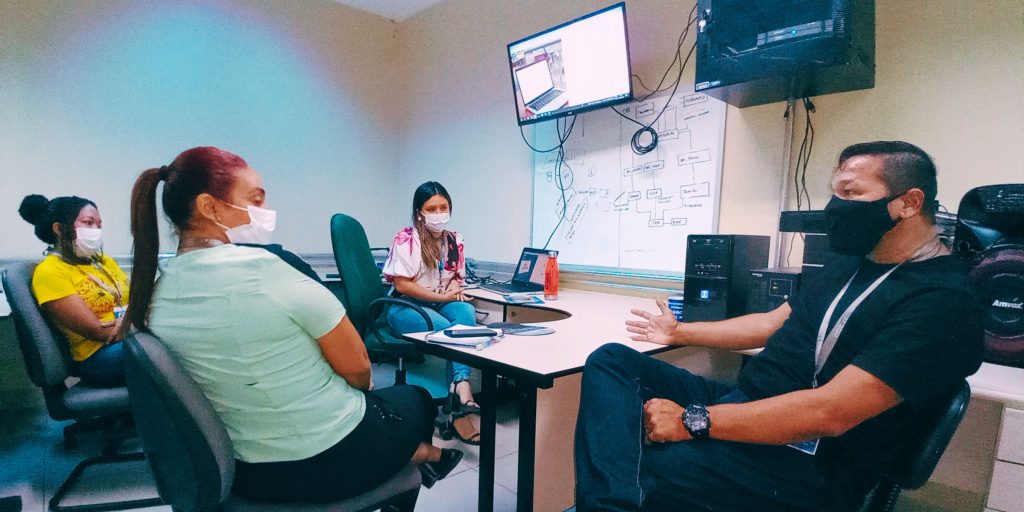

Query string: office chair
1 261 163 512
859 380 972 512
329 213 448 397
123 332 421 512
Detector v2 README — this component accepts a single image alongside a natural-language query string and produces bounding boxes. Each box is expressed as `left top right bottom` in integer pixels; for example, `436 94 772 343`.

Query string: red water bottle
543 251 559 300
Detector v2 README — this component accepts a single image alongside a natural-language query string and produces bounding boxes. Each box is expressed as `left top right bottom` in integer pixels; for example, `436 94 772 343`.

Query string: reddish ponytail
125 168 164 332
123 147 248 332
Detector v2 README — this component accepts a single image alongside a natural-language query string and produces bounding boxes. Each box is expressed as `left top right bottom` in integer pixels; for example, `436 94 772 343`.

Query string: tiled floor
0 360 525 512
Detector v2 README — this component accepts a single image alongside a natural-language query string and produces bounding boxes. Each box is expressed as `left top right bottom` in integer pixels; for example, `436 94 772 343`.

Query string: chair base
62 413 134 453
49 452 164 512
369 488 418 512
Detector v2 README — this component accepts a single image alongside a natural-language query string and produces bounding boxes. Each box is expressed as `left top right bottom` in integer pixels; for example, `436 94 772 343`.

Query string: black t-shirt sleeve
850 289 983 408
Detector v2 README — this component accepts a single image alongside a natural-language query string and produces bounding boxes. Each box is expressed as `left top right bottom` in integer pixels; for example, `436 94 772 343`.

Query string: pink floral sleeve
382 227 421 283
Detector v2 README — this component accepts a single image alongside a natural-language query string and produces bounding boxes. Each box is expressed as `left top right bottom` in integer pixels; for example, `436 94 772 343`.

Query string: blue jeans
386 301 475 384
77 341 126 388
574 343 834 512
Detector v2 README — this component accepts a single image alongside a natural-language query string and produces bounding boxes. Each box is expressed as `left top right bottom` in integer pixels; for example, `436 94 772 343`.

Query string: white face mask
73 227 103 258
217 204 277 245
422 212 450 234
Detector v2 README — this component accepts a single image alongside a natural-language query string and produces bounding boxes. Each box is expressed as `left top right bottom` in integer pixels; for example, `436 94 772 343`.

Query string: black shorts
232 384 435 503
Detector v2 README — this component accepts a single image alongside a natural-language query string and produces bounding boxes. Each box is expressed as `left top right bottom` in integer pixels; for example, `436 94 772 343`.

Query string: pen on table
476 334 504 351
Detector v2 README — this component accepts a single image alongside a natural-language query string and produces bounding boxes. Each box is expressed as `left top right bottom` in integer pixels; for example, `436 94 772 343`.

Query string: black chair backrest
2 261 81 423
2 261 75 388
123 332 234 512
888 380 972 489
330 213 388 332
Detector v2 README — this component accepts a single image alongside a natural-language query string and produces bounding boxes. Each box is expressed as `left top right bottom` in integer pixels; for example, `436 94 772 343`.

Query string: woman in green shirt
123 146 461 502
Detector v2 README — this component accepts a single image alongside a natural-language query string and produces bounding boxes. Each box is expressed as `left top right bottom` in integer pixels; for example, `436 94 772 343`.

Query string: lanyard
813 264 900 388
812 235 944 387
54 251 124 307
436 232 458 293
86 260 124 307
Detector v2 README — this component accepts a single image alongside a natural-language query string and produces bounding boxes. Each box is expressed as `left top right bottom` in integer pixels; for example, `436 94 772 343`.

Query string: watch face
685 409 709 430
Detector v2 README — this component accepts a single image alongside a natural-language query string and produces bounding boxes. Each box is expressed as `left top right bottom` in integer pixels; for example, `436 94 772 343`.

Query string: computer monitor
507 3 633 126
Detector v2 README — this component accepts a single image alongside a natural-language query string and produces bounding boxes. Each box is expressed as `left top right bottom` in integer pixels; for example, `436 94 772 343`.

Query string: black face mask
823 195 898 256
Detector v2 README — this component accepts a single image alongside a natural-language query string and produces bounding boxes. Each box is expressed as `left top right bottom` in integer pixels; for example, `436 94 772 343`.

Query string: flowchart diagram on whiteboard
531 90 727 272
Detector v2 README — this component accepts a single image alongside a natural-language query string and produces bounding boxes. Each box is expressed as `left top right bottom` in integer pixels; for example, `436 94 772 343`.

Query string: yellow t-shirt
31 253 129 361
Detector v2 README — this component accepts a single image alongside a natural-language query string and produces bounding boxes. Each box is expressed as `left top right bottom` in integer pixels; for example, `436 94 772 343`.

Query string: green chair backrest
329 213 388 332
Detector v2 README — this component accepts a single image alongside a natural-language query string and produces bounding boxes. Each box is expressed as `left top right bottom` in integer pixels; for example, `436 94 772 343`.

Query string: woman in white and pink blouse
382 181 481 445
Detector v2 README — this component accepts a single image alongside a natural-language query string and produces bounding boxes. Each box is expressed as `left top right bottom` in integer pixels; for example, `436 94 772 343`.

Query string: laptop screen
513 248 556 285
515 60 555 105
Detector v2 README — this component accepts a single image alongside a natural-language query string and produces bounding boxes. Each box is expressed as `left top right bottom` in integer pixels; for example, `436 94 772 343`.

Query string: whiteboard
531 90 727 273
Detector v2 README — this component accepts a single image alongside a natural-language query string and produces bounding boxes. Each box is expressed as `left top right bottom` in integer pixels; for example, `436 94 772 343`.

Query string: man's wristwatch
682 404 711 439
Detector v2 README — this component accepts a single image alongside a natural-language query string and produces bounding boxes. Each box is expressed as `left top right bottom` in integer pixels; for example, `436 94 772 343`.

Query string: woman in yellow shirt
19 194 129 387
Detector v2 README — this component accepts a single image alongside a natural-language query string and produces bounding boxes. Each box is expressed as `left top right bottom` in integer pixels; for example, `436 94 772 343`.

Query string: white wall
396 0 1024 265
3 0 1021 265
0 0 404 258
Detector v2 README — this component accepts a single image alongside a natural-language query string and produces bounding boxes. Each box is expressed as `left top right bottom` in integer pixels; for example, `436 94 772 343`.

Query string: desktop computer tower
746 267 802 314
682 235 771 322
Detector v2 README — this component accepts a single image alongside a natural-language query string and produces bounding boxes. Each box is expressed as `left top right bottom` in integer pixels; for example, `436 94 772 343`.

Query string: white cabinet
988 407 1024 512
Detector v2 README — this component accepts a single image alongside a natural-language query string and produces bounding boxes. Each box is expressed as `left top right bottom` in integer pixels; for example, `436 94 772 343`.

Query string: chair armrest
367 298 435 353
368 297 436 332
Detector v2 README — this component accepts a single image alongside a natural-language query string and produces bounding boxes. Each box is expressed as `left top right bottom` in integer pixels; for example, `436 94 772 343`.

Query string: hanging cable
541 116 577 250
785 97 816 266
612 4 698 155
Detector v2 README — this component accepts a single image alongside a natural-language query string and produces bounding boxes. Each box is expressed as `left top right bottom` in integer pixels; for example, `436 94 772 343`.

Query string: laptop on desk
481 247 558 295
515 60 568 115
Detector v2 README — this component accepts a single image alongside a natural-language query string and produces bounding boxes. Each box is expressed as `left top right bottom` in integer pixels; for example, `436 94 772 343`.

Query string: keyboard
481 281 543 294
527 88 563 111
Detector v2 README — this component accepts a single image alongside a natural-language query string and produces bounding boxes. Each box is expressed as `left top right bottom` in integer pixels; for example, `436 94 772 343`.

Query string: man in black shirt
574 141 984 511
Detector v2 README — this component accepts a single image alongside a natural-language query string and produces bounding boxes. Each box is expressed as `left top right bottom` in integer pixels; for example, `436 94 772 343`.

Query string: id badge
787 438 819 455
113 306 127 319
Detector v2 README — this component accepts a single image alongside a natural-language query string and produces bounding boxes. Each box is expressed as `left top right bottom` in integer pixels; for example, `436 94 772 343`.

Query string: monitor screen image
507 3 633 126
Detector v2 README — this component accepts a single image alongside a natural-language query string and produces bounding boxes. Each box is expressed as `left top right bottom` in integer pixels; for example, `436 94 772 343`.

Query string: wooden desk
403 288 742 512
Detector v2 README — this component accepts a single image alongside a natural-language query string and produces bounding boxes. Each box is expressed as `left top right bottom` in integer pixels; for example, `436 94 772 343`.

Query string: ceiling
330 0 447 21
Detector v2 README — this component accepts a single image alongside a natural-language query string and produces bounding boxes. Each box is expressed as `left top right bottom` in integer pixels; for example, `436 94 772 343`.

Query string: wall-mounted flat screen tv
507 3 633 126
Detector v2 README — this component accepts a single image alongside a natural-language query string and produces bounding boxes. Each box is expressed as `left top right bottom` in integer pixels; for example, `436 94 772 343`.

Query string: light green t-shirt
148 245 364 463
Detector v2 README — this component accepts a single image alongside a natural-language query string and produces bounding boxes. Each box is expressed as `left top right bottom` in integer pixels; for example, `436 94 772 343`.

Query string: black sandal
450 380 482 416
439 389 482 446
419 448 464 488
443 415 481 446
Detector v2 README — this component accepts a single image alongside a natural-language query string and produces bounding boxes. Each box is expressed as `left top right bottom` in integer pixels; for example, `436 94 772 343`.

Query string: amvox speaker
953 184 1024 368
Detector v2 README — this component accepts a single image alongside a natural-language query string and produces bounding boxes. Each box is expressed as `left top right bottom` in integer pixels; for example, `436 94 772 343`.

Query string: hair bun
18 194 50 225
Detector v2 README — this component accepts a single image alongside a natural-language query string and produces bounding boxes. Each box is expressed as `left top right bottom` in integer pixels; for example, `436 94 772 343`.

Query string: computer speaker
953 184 1024 368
